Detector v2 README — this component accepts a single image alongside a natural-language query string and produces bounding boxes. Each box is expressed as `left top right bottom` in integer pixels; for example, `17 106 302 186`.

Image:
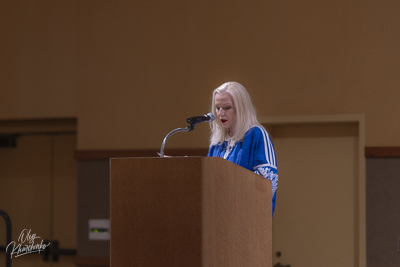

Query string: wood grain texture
203 158 271 267
110 157 272 267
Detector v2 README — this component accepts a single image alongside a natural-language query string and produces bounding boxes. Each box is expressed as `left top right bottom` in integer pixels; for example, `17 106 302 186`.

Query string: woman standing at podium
207 81 278 215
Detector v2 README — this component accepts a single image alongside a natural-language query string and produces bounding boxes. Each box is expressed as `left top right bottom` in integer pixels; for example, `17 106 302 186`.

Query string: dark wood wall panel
366 158 400 266
77 159 110 262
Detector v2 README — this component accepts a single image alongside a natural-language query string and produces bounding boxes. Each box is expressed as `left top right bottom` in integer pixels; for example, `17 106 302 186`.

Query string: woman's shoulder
246 125 268 137
209 140 227 148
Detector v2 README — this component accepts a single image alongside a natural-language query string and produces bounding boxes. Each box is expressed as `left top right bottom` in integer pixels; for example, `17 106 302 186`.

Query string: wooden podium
110 157 272 267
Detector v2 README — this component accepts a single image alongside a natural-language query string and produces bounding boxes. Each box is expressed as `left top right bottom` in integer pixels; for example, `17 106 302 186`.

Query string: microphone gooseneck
159 112 215 157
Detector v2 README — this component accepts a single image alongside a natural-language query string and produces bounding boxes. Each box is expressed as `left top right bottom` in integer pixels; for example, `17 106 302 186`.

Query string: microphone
186 113 215 126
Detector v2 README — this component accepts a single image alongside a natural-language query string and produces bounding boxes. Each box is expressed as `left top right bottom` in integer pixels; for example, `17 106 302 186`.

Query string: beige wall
0 1 78 119
1 0 399 149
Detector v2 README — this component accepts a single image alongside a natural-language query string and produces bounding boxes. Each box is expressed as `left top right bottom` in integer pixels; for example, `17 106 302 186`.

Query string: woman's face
214 92 236 136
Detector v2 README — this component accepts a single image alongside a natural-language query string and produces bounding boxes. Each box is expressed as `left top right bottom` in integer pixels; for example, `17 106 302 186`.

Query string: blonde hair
210 81 261 145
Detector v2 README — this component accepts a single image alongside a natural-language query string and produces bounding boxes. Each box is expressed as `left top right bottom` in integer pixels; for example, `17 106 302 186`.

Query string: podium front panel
110 157 271 267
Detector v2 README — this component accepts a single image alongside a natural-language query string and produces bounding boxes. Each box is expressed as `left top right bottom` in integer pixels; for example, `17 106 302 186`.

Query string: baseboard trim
365 147 400 158
73 256 109 266
75 149 209 159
